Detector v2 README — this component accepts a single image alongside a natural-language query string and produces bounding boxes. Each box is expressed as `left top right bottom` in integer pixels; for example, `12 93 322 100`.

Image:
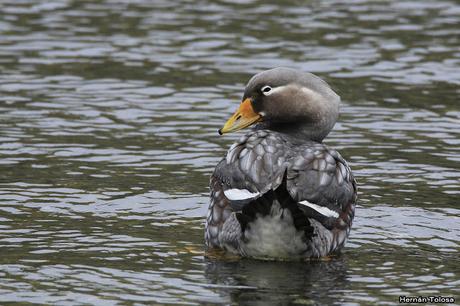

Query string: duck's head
219 67 340 142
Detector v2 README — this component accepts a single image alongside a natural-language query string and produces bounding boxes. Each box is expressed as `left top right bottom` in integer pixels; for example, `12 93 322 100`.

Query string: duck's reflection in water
204 254 349 305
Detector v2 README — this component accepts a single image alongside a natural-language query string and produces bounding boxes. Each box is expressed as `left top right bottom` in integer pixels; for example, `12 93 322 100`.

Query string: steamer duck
205 67 357 259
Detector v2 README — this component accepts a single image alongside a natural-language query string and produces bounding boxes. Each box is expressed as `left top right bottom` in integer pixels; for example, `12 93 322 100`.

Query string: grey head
243 67 340 142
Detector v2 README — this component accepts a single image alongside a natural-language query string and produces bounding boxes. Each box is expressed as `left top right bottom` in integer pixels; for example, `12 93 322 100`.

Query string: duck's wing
206 130 288 247
287 142 357 232
213 131 290 207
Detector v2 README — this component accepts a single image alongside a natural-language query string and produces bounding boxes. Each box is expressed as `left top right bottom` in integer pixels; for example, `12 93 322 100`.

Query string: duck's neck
254 118 336 143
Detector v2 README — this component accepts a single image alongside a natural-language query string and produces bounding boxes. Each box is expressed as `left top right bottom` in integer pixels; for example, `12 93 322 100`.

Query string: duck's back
205 129 357 259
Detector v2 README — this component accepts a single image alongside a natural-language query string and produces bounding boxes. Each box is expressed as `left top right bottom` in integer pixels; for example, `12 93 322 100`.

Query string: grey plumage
205 67 357 259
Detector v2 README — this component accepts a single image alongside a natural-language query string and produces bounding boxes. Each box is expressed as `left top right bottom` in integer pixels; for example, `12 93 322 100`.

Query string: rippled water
0 0 459 304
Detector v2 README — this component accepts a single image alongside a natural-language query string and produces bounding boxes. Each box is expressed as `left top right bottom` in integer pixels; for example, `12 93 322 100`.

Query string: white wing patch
299 200 339 218
224 189 260 201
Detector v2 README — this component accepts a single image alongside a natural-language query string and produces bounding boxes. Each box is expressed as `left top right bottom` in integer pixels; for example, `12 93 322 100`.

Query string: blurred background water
0 0 459 304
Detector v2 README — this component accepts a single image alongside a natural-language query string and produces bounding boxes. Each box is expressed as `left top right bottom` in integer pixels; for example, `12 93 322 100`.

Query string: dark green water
0 0 459 304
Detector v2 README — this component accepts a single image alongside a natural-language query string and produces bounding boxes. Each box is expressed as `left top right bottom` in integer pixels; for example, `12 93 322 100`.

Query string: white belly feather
240 203 308 259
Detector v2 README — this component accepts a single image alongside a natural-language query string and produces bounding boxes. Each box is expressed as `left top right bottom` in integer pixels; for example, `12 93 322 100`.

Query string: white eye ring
261 85 272 96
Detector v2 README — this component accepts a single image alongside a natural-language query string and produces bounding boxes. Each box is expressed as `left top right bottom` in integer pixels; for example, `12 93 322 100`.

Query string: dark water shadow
204 255 349 305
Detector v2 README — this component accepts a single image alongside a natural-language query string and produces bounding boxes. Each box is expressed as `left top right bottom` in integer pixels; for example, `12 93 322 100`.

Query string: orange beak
219 98 262 135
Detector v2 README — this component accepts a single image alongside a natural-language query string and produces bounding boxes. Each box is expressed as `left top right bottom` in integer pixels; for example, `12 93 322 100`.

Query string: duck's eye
261 85 272 95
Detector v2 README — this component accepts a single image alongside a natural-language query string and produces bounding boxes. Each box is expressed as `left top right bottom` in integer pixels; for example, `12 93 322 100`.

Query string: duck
205 67 357 260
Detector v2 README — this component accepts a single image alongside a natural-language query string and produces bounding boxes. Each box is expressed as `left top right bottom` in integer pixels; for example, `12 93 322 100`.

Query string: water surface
0 0 459 304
